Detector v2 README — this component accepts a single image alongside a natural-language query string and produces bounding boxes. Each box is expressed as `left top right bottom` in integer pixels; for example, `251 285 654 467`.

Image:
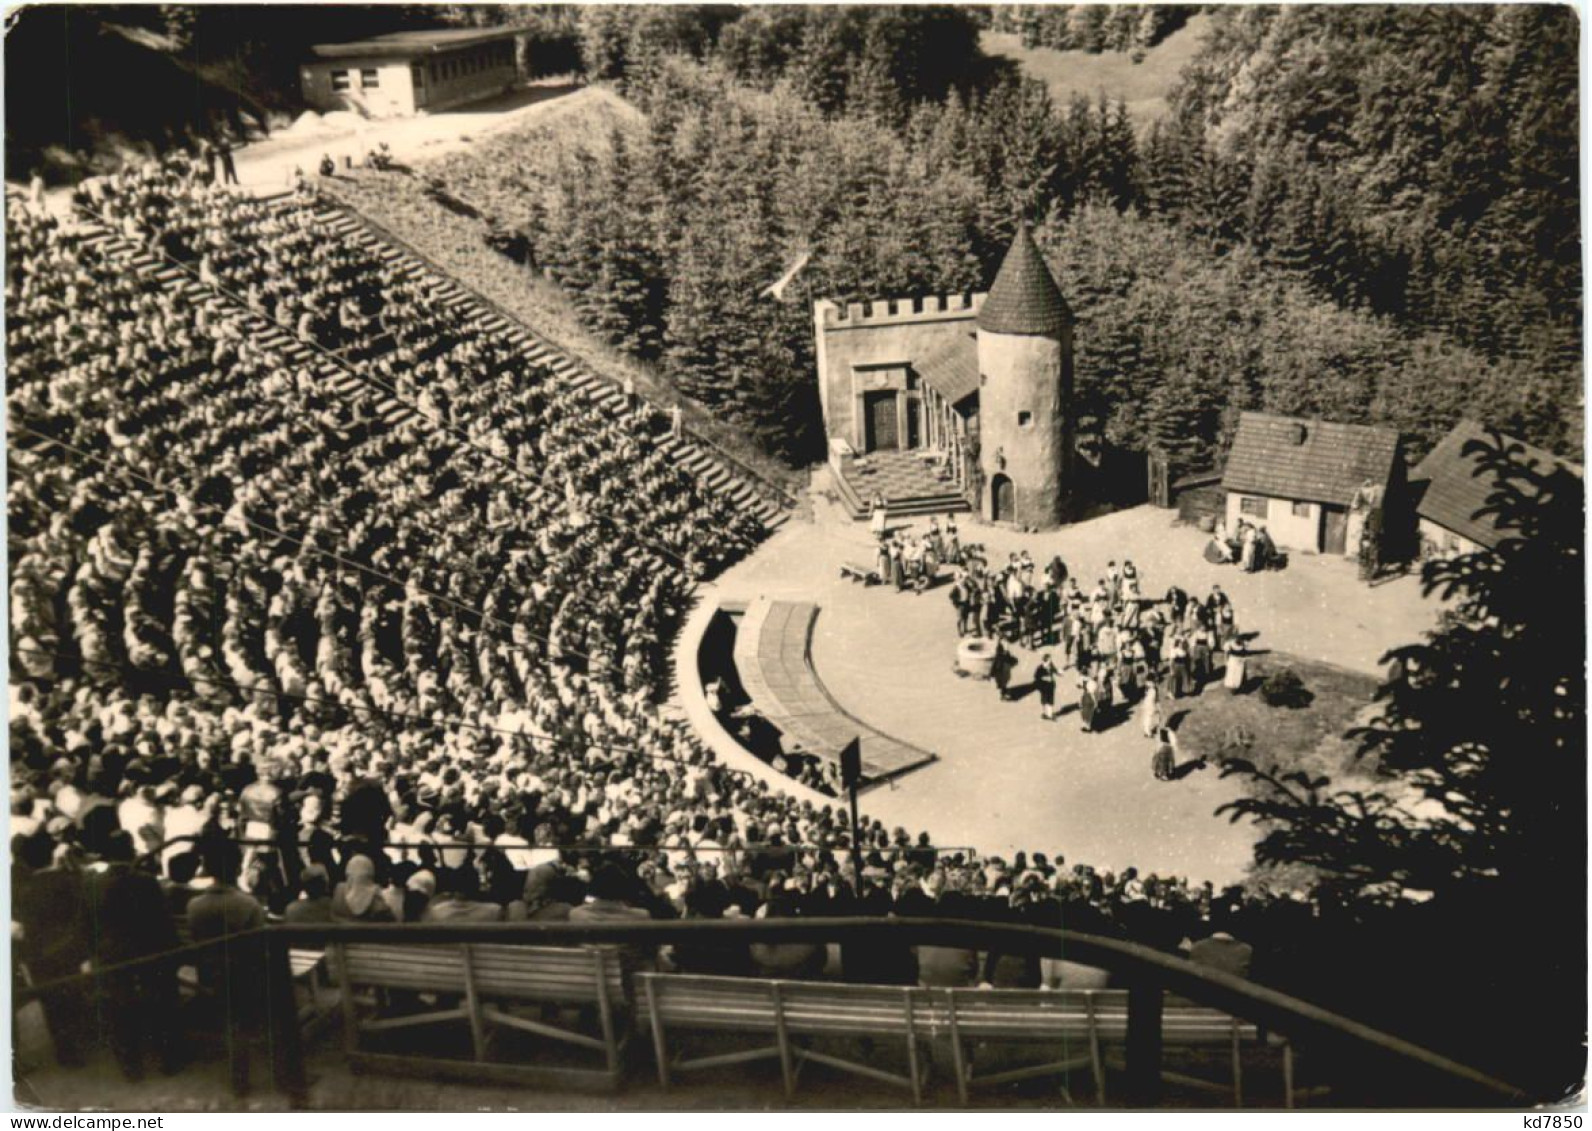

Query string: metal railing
150 834 979 860
16 916 1531 1108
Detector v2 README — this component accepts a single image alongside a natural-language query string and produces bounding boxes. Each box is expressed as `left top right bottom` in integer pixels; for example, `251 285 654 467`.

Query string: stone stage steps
830 449 971 520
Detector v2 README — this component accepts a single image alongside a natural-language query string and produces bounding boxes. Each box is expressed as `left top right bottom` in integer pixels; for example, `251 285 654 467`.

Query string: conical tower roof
976 223 1071 337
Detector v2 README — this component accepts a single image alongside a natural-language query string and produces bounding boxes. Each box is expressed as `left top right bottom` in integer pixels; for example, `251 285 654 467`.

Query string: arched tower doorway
991 474 1015 523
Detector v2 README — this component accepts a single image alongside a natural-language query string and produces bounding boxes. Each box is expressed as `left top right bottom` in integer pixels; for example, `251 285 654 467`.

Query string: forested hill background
478 4 1578 468
9 5 1580 472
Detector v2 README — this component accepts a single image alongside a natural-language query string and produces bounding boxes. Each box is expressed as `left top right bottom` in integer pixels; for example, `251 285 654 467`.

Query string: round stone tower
976 223 1074 529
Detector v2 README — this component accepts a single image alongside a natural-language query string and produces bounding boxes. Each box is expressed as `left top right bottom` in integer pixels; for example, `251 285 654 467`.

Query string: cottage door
1148 452 1171 508
1322 505 1349 554
865 391 899 452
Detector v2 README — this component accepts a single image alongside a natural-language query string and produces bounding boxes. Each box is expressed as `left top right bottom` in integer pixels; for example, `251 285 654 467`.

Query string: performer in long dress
1140 676 1162 738
1152 727 1178 781
869 492 888 537
993 642 1014 701
1078 673 1099 733
1211 518 1234 562
1169 635 1192 697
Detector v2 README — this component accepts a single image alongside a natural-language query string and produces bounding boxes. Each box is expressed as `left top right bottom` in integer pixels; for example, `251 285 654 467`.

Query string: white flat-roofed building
300 27 520 118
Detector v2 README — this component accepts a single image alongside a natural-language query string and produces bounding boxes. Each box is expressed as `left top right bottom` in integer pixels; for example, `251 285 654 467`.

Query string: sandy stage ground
690 472 1442 886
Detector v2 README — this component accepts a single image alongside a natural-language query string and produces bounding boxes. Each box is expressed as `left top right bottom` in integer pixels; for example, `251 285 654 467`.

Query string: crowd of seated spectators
8 156 1325 1086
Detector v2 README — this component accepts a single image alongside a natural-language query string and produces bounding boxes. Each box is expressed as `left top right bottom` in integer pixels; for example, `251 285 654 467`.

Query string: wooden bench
334 941 630 1089
641 973 934 1103
1151 999 1265 1107
169 918 333 1038
839 560 878 585
943 987 1118 1104
642 975 1273 1107
289 948 337 1036
950 987 1266 1106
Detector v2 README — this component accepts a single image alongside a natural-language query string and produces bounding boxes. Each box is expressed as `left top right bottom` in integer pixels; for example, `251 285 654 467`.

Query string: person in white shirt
117 784 162 845
162 785 210 872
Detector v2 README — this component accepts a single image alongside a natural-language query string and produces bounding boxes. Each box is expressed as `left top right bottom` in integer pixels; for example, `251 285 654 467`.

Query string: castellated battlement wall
816 292 986 330
813 294 987 451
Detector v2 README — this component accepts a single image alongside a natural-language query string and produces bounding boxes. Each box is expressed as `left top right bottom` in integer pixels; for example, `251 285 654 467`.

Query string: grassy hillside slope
981 12 1211 125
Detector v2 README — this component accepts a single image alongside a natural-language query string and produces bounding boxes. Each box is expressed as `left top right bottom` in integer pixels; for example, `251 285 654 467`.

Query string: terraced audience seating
8 167 823 839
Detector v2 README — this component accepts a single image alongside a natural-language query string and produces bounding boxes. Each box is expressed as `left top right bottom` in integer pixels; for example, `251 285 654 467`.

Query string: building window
1018 411 1033 428
1292 501 1311 517
1240 496 1268 519
361 68 379 88
412 63 426 88
331 69 351 92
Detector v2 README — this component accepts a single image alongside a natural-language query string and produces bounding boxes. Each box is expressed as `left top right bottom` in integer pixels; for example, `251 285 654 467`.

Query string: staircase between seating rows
311 203 791 534
71 224 427 445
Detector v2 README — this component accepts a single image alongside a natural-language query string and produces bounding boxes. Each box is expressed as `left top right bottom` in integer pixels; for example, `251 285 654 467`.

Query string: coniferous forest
412 5 1579 472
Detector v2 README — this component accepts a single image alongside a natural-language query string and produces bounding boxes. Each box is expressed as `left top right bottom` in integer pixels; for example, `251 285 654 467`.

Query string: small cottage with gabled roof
1408 419 1582 556
1221 411 1405 557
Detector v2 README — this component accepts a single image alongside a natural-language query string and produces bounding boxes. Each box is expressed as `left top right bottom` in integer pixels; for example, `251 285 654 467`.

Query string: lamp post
840 736 862 893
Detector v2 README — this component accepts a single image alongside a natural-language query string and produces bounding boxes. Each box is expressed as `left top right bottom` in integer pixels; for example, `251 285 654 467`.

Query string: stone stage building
813 225 1077 529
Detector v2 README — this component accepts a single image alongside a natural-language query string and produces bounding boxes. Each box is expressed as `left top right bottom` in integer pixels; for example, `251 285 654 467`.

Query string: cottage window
1240 496 1268 519
361 68 379 88
1292 501 1311 517
331 69 351 92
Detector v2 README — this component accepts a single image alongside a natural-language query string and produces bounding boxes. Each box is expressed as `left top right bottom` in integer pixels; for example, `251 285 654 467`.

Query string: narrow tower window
1018 411 1033 428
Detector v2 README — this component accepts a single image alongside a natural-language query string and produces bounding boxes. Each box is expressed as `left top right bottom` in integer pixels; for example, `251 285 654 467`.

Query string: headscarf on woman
330 853 394 922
